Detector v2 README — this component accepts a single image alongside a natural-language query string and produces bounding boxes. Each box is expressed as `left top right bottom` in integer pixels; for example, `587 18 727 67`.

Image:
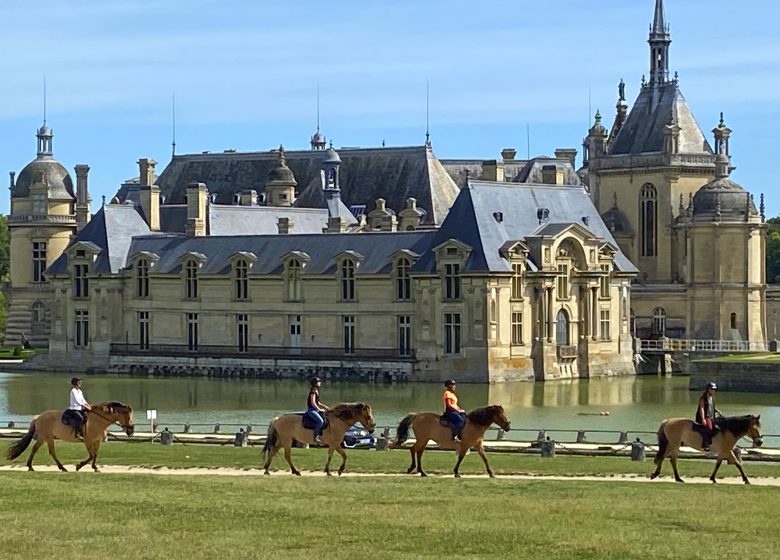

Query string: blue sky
1 0 779 216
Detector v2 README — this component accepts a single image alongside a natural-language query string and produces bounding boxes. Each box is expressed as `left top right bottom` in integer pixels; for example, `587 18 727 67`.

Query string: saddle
439 416 452 428
300 412 330 432
692 422 719 441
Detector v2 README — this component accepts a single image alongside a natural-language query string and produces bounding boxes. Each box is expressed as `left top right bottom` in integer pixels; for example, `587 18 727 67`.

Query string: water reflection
0 372 777 435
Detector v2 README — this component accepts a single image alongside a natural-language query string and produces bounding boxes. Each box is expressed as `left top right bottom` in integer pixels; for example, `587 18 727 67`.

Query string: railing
7 214 77 224
639 339 767 353
110 343 415 361
557 345 578 359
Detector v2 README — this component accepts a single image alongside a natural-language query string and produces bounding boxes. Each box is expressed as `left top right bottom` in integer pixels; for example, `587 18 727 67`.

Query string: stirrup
453 435 461 443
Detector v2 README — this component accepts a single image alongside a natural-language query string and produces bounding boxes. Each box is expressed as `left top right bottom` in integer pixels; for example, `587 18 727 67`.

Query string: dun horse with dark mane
651 414 763 484
262 402 375 476
395 405 511 478
5 402 135 472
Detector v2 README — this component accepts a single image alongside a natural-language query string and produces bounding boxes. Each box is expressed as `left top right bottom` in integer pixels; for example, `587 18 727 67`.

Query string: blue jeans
443 411 466 438
305 408 325 437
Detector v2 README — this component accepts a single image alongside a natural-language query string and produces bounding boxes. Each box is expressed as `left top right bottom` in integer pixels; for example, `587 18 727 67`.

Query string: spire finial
316 83 320 133
652 0 667 35
425 79 431 146
102 195 106 207
719 111 725 127
43 74 47 126
171 93 177 158
648 0 672 85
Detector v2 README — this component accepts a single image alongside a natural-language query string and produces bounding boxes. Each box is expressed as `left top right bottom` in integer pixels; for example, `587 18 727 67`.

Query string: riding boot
453 432 461 443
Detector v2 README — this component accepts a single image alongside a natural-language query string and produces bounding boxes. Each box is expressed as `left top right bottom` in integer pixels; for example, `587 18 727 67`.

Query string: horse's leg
336 447 348 476
709 458 724 483
46 440 67 472
282 445 301 476
324 446 335 476
729 450 751 485
650 457 663 479
670 455 684 483
476 443 494 478
26 440 44 472
453 446 468 478
406 446 417 474
75 440 94 472
416 445 427 477
90 440 102 472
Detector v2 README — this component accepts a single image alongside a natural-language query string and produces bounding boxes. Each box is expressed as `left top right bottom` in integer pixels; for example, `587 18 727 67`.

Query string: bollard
213 423 221 434
541 437 555 458
730 446 742 464
376 436 389 451
496 429 506 441
576 430 587 444
618 431 629 444
630 438 645 461
183 423 191 434
160 428 173 445
234 429 247 447
7 421 15 429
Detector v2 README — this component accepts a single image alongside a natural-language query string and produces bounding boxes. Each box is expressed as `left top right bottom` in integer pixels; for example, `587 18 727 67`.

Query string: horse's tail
262 417 280 462
6 420 36 461
655 421 669 464
394 413 415 447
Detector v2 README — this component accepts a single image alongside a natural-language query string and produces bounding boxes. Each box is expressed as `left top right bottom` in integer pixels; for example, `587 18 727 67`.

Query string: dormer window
444 263 461 300
286 258 302 301
340 259 356 301
395 257 411 300
234 259 249 301
184 259 199 300
32 193 47 215
136 259 150 298
73 264 89 299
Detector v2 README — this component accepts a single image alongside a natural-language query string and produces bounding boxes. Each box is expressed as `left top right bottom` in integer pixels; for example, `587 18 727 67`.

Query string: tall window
398 316 412 356
343 315 356 354
340 259 356 300
730 313 737 330
138 311 150 351
557 264 569 299
74 264 89 298
236 313 248 352
234 259 249 301
32 193 47 215
600 265 610 298
600 310 610 341
444 263 461 300
640 184 657 257
184 260 198 300
511 263 523 299
286 259 302 301
187 313 199 351
31 301 46 333
74 310 89 348
652 307 666 336
511 312 523 345
396 258 411 300
555 309 569 346
32 241 47 282
136 259 150 298
444 313 461 354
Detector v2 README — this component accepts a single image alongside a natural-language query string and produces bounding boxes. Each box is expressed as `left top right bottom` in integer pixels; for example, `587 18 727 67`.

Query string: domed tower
265 146 297 207
5 122 78 347
679 120 766 342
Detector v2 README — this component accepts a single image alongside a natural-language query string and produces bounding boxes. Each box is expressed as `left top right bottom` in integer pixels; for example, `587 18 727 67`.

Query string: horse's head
104 402 135 436
492 405 511 432
747 415 762 447
356 403 376 434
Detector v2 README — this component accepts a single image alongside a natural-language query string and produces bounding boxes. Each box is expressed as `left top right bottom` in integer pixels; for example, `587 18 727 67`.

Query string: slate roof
608 82 713 156
208 205 331 235
153 145 459 224
14 158 74 200
416 181 637 274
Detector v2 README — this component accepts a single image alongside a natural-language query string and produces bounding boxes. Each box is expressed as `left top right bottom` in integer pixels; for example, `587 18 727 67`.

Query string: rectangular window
511 312 523 345
136 260 150 298
343 315 355 354
600 265 610 298
32 241 47 282
444 263 461 300
74 264 89 298
398 315 412 356
234 261 249 301
187 313 199 351
138 311 150 351
444 313 461 355
511 263 523 300
600 310 610 341
289 315 302 348
184 261 198 300
557 264 568 300
396 260 411 300
286 262 302 301
74 310 89 348
236 314 248 352
341 261 355 300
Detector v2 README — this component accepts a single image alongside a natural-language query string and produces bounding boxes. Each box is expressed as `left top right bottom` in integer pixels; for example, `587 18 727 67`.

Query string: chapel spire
648 0 672 85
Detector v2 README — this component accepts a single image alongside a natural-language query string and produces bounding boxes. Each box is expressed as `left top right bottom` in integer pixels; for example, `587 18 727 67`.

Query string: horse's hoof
675 478 684 483
338 469 345 477
264 470 270 476
419 472 428 478
406 468 415 475
59 467 68 473
488 473 495 479
27 467 34 472
454 473 461 479
649 472 658 480
75 465 83 472
326 471 332 477
710 477 716 484
744 480 751 485
293 471 301 477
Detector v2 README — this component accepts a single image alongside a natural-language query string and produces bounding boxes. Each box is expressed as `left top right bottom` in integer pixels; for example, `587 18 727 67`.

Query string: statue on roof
618 79 626 101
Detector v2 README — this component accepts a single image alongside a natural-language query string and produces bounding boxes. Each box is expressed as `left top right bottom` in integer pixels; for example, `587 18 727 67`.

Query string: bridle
88 405 134 432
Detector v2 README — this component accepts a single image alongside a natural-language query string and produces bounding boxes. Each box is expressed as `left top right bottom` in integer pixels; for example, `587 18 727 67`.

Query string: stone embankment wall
690 360 780 393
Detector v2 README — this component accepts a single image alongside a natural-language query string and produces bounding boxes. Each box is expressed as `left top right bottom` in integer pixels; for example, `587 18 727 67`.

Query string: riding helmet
444 379 456 387
706 382 718 390
310 376 323 386
71 377 82 386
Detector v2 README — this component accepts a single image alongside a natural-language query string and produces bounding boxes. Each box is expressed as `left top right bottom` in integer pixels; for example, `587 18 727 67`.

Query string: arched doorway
556 309 570 346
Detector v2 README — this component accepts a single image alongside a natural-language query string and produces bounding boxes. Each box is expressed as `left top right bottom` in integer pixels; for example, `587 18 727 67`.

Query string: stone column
546 287 554 343
591 287 599 341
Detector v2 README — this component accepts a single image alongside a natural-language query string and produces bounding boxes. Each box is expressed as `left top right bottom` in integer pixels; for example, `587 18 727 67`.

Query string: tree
0 214 8 279
766 217 780 284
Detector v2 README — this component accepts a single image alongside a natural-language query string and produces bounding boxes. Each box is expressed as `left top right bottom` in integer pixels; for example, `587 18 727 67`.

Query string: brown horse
262 402 376 476
5 402 135 472
395 405 511 478
650 415 763 484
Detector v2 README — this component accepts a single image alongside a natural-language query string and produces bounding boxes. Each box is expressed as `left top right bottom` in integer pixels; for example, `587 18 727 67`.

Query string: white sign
146 409 157 420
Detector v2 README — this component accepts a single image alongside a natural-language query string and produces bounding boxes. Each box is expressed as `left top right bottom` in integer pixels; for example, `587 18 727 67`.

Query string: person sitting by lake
442 379 466 442
306 377 330 445
695 382 721 450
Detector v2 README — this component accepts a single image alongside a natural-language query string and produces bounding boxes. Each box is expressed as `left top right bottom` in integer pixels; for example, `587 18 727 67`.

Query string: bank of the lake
690 353 780 393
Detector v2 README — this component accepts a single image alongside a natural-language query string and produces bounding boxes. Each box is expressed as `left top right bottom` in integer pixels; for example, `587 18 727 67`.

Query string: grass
698 352 780 363
0 346 38 359
0 471 779 560
3 440 780 479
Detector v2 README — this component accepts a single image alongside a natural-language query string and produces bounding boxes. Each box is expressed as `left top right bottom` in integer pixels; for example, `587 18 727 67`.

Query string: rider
306 377 330 445
695 382 721 450
442 379 466 442
68 377 91 439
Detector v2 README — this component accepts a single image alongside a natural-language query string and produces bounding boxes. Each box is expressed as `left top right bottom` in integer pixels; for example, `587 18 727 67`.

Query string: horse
262 402 375 476
395 405 511 478
5 402 135 472
650 415 763 484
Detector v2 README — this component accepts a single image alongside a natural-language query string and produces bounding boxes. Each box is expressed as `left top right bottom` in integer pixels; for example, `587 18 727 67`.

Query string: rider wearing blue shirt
306 377 330 445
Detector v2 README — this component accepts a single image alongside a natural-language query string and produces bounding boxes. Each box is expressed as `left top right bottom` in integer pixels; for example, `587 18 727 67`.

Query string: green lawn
3 440 780 479
698 352 780 363
0 346 38 359
0 471 778 560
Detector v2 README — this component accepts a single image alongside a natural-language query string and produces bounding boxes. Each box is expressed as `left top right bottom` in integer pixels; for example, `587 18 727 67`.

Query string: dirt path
2 464 780 486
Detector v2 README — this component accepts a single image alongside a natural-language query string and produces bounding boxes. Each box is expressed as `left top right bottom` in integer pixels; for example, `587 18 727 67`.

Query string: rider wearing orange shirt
442 379 466 442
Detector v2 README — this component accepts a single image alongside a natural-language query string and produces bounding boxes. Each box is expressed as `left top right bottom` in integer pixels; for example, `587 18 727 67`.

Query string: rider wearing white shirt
67 377 91 438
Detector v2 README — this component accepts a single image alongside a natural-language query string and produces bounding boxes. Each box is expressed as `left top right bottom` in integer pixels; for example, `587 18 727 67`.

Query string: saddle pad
301 414 329 431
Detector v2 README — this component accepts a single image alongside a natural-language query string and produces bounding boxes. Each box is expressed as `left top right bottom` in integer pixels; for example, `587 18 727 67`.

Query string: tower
648 0 671 85
265 146 297 207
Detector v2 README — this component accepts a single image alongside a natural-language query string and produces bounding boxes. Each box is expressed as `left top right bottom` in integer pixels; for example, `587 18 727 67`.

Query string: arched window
286 259 302 301
640 184 657 257
340 259 355 300
555 309 570 346
652 307 666 336
730 313 737 330
136 259 150 298
234 259 249 300
395 258 411 300
184 260 198 300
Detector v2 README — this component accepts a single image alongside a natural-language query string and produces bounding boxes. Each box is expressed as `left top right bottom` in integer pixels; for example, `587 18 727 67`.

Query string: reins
87 405 132 431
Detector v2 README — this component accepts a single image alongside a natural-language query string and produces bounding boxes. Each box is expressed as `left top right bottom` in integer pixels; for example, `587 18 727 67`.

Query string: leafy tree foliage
767 217 780 284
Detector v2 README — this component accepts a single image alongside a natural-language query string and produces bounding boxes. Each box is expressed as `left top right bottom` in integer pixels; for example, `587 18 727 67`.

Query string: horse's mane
92 401 131 412
331 402 370 421
719 415 758 436
466 405 501 427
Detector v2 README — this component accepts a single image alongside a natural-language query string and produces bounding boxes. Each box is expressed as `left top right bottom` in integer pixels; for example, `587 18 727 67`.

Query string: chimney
398 197 423 231
501 148 517 161
368 198 398 231
325 216 347 233
74 164 92 231
139 184 161 232
239 190 258 206
554 148 578 168
138 158 157 187
277 217 293 234
185 182 208 236
482 160 505 182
